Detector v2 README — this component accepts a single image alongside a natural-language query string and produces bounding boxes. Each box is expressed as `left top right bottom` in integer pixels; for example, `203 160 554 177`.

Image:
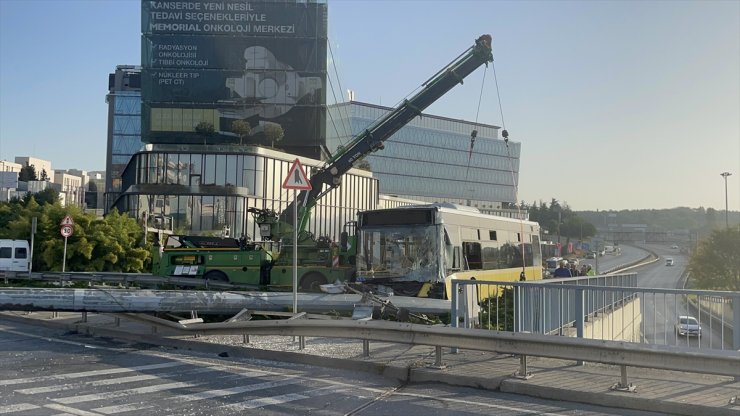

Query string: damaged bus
354 203 542 299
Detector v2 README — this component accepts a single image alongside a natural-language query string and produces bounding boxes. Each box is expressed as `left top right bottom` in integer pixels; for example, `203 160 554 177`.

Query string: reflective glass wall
105 66 143 210
327 101 519 205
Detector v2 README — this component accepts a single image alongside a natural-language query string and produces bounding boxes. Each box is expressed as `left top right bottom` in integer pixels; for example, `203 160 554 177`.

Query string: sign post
281 159 312 314
60 215 74 273
30 216 37 273
592 238 602 274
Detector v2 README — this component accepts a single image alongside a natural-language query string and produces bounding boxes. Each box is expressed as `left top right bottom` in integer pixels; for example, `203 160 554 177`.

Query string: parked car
675 315 701 337
0 239 30 272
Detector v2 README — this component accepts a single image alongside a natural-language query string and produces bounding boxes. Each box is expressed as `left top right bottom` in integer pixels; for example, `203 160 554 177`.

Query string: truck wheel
300 272 327 292
204 270 229 283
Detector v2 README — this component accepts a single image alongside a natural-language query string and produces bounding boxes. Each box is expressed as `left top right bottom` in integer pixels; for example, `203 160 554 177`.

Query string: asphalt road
578 244 646 274
0 317 667 416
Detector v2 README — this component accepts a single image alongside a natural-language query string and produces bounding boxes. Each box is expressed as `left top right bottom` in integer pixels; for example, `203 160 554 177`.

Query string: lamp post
720 172 732 228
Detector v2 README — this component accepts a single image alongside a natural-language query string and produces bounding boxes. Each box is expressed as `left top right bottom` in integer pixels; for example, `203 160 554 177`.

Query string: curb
499 379 736 416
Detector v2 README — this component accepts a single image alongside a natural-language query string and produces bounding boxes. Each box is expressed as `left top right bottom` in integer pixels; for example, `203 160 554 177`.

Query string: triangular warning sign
60 215 74 226
282 159 312 190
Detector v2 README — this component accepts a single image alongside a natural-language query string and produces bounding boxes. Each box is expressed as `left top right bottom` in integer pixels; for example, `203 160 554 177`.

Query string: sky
0 0 738 212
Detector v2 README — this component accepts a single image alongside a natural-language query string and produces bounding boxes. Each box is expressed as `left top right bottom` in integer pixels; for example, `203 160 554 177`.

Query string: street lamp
720 172 732 228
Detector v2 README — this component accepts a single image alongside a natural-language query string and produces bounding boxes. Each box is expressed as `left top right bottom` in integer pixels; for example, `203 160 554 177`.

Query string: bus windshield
357 225 440 282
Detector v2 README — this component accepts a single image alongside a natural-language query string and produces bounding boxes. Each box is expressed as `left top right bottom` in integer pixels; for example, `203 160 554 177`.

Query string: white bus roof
374 204 540 228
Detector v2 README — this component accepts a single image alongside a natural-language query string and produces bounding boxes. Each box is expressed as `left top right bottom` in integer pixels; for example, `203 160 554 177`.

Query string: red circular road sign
60 225 73 238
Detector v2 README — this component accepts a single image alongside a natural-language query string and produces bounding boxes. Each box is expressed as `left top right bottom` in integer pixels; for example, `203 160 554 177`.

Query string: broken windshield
357 225 440 282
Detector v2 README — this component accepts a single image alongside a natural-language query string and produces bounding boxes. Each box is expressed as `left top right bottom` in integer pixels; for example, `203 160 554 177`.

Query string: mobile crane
152 35 494 292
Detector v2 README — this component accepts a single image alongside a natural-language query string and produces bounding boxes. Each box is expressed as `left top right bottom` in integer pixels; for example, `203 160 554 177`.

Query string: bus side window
463 242 482 270
451 246 461 270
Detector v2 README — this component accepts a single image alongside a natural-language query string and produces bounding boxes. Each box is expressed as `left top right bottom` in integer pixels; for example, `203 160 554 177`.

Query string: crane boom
278 34 494 234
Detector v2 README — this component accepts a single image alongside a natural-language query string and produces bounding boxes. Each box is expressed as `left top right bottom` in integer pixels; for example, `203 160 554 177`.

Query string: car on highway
675 315 701 337
665 258 674 266
670 244 679 249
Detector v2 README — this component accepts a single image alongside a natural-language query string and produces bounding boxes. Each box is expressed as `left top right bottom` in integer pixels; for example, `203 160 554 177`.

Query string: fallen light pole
0 288 451 315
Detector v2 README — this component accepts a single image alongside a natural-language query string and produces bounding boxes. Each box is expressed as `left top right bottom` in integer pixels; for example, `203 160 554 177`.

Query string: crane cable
464 66 487 188
492 61 528 281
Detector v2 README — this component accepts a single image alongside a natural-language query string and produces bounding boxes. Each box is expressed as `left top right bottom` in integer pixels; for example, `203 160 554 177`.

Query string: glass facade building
105 65 143 209
113 144 377 241
110 98 524 237
141 0 329 160
327 101 520 211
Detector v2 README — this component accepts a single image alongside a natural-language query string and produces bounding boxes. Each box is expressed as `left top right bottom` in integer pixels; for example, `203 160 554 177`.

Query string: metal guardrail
522 273 639 335
115 313 740 379
451 278 740 352
598 244 658 275
681 270 735 345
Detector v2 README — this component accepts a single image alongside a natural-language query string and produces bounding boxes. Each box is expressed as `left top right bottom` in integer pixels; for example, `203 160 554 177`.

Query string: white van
0 239 30 272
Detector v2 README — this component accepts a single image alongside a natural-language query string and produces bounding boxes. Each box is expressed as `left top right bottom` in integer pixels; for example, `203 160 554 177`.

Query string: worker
553 261 572 278
569 262 580 277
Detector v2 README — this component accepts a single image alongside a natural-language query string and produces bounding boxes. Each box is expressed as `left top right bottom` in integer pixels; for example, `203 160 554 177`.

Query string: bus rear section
355 204 543 299
0 239 30 273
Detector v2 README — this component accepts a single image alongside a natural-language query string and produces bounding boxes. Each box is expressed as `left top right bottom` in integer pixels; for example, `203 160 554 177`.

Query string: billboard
141 0 328 155
143 36 325 71
142 0 325 37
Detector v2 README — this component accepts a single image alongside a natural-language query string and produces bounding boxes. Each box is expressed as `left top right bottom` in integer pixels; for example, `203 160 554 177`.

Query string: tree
0 200 25 238
39 168 49 181
264 123 284 148
83 209 149 272
18 163 37 182
231 120 251 145
688 227 740 291
480 287 515 331
705 208 718 229
32 188 59 206
195 121 216 145
0 201 150 273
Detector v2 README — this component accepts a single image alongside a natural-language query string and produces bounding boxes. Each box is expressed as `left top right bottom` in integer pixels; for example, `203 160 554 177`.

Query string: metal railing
95 312 740 380
450 276 740 352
